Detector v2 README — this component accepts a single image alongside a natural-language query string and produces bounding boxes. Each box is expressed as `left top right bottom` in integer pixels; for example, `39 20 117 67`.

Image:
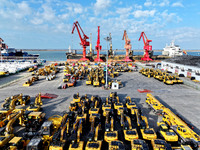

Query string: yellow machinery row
146 93 200 149
0 92 198 149
140 68 183 85
24 63 60 87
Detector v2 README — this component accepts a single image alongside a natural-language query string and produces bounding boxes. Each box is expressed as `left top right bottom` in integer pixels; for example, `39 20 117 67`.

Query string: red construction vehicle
138 32 153 61
71 21 90 61
122 30 132 62
94 26 103 62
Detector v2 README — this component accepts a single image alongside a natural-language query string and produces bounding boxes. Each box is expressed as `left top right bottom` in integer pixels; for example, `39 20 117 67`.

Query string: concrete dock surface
0 62 200 135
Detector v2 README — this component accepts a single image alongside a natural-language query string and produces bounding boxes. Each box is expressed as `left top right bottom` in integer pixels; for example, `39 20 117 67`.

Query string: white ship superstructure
162 41 183 57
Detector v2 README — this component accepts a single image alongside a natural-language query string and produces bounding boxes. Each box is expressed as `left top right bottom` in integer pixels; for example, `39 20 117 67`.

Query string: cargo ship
66 49 171 62
0 37 39 60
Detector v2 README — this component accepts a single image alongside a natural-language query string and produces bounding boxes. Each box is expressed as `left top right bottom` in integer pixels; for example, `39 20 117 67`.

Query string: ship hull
66 53 170 62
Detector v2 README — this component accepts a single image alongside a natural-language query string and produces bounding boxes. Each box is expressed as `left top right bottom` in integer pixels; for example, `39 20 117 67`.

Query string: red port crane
71 21 90 61
94 26 103 62
138 32 153 61
122 30 132 62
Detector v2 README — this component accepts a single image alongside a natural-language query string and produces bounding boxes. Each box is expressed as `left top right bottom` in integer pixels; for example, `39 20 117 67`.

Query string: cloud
41 4 56 21
0 1 31 19
116 7 132 15
134 4 143 9
94 0 111 15
172 2 184 7
133 10 156 18
119 1 123 5
159 0 170 7
31 18 43 25
64 2 86 15
161 10 182 23
144 0 152 7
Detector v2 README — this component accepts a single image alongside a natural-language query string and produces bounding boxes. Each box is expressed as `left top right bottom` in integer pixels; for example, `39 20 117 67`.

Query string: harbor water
28 50 200 61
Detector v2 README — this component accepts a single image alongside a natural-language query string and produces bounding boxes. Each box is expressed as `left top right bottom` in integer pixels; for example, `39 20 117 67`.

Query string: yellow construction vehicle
157 121 178 142
89 108 99 115
73 93 80 103
63 75 70 82
146 93 165 113
123 115 139 141
171 145 193 150
69 101 77 112
124 129 139 141
126 102 137 110
69 119 84 150
151 139 172 150
23 78 33 86
35 93 43 106
85 141 102 150
0 110 24 148
26 103 41 112
101 77 105 85
93 73 100 87
163 75 173 85
108 140 125 150
25 111 45 132
49 112 74 150
141 128 157 140
86 75 92 85
26 136 43 150
104 131 118 142
131 139 149 150
7 137 26 150
114 102 123 110
162 107 200 146
102 104 111 112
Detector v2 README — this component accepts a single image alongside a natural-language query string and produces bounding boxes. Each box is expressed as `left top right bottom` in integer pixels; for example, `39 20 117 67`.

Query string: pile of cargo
139 68 183 85
0 92 199 149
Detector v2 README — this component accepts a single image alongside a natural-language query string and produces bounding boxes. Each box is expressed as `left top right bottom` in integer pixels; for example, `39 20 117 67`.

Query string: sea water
28 51 67 61
28 50 200 61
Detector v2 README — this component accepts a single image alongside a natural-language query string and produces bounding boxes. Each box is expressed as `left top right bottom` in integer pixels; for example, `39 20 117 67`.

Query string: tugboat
162 41 183 57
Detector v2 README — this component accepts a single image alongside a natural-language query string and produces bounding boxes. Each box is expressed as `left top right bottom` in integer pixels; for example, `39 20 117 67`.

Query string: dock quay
0 61 200 149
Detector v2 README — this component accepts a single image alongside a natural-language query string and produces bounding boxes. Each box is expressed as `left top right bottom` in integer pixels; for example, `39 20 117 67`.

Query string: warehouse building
161 55 200 81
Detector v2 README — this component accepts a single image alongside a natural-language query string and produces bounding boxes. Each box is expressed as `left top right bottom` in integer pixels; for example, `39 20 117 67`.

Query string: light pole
104 36 110 89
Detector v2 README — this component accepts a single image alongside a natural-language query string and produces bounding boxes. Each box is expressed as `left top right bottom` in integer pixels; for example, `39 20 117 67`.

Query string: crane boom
94 26 103 62
71 21 90 61
122 30 132 62
138 31 153 61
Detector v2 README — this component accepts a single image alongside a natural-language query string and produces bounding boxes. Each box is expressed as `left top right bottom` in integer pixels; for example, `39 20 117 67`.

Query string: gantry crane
122 30 132 62
138 32 153 61
71 21 90 61
94 26 103 62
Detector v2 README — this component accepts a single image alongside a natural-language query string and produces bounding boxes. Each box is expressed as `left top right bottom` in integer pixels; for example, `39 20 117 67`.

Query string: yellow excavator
69 119 84 150
93 73 100 87
0 110 24 148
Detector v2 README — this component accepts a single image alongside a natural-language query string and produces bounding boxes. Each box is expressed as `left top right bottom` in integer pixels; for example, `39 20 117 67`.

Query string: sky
0 0 200 50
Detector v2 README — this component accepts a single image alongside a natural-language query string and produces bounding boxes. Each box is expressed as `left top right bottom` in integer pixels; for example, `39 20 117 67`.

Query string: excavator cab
85 141 102 150
26 136 43 150
25 112 45 132
41 121 53 136
109 140 125 150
